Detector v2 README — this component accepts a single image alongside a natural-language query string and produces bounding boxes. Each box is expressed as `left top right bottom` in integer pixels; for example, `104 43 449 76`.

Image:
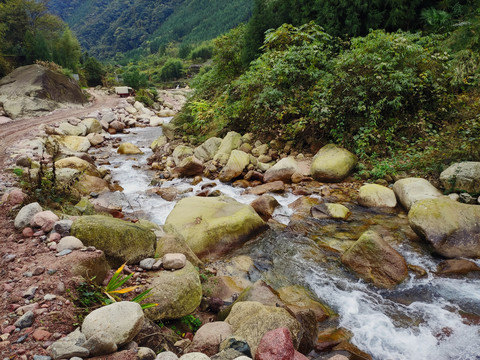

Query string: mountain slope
48 0 252 60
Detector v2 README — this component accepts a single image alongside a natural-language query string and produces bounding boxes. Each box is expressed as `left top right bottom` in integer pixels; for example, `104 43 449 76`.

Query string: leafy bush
123 67 148 89
190 44 213 61
159 58 184 81
135 88 155 106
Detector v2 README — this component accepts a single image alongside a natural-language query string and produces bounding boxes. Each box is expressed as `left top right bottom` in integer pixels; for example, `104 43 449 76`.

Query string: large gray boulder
409 197 480 258
393 178 442 211
311 144 357 182
164 196 266 259
0 64 86 119
145 261 202 321
14 202 42 230
219 150 250 182
71 215 156 266
341 230 408 289
194 137 222 162
48 328 89 360
82 302 144 347
440 162 480 194
263 156 299 183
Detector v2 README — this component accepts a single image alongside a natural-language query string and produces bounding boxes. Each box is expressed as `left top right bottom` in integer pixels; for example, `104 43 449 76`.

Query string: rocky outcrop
311 144 357 182
392 178 442 211
440 162 480 194
71 215 156 266
0 64 86 119
164 196 266 259
341 230 408 289
145 261 202 321
358 184 397 208
408 197 480 258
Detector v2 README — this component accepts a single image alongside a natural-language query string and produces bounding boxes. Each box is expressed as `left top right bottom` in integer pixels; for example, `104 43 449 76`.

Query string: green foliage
159 58 184 81
82 56 105 86
180 315 202 333
135 89 155 107
190 44 213 62
123 67 148 89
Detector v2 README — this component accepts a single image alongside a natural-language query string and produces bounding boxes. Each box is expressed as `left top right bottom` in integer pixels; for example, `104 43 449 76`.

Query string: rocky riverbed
1 91 479 360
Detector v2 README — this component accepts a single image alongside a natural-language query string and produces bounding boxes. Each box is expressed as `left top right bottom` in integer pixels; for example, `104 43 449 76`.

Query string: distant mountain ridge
48 0 253 60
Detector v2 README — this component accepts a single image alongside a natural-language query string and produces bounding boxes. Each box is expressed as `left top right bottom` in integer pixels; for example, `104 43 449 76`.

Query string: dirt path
0 89 121 169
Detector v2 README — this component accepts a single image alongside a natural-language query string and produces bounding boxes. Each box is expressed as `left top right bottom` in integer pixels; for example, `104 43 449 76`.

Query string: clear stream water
91 125 480 360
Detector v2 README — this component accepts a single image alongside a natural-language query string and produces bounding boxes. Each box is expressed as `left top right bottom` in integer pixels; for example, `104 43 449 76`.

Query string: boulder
194 137 222 162
0 64 85 119
82 302 144 347
30 210 59 232
51 135 91 153
440 162 480 194
74 174 110 195
277 285 332 322
244 181 285 195
214 132 243 160
173 145 194 166
101 109 116 123
188 322 234 356
392 178 442 211
83 331 117 357
48 328 89 360
162 123 176 141
117 142 144 155
58 122 85 136
175 156 203 177
55 156 101 177
164 196 266 259
151 135 167 150
14 202 42 230
341 230 408 289
311 203 351 220
145 261 202 321
225 301 302 355
250 195 280 220
87 133 105 146
311 144 357 182
358 184 397 208
255 327 295 360
264 157 299 183
219 150 250 182
57 249 109 284
149 116 164 127
436 259 480 276
110 120 125 131
81 118 103 134
408 197 480 258
71 215 156 266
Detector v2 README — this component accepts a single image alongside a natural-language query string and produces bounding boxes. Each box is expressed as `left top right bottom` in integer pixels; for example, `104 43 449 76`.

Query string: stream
91 125 480 360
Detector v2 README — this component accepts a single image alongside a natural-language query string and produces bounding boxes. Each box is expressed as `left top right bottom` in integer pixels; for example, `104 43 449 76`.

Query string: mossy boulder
164 196 266 259
155 233 203 267
144 261 202 321
311 144 357 182
71 215 156 266
225 301 302 355
74 174 110 195
194 137 222 162
311 203 351 220
117 142 144 155
172 145 194 165
50 135 91 153
81 118 103 134
277 285 334 322
341 230 408 289
150 135 167 150
55 156 101 177
219 150 250 182
439 162 480 194
408 197 480 258
358 184 397 208
58 122 85 136
214 131 242 161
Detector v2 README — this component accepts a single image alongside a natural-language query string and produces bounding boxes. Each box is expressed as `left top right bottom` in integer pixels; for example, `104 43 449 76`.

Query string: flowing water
91 126 480 360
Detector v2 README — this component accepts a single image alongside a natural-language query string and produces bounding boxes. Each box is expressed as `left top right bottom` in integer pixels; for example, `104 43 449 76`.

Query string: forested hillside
48 0 253 60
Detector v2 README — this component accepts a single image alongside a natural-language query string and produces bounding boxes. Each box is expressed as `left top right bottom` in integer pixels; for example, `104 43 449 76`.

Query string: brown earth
0 90 122 359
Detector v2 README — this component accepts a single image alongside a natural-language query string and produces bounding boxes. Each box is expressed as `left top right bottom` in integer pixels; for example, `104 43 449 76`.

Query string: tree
82 56 105 86
54 28 82 71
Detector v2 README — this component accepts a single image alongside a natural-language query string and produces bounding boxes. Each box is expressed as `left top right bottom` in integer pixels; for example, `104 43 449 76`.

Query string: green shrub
159 58 184 81
190 44 213 61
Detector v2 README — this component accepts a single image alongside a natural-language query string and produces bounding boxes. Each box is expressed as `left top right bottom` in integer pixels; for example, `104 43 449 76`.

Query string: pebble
22 286 38 298
3 325 15 334
3 283 13 292
44 294 56 301
48 233 61 242
47 269 57 275
23 272 33 278
32 329 51 341
33 230 44 237
16 334 28 343
152 259 162 270
14 311 34 329
33 266 45 276
22 227 34 237
139 258 156 270
4 254 16 262
33 356 52 360
55 249 72 257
